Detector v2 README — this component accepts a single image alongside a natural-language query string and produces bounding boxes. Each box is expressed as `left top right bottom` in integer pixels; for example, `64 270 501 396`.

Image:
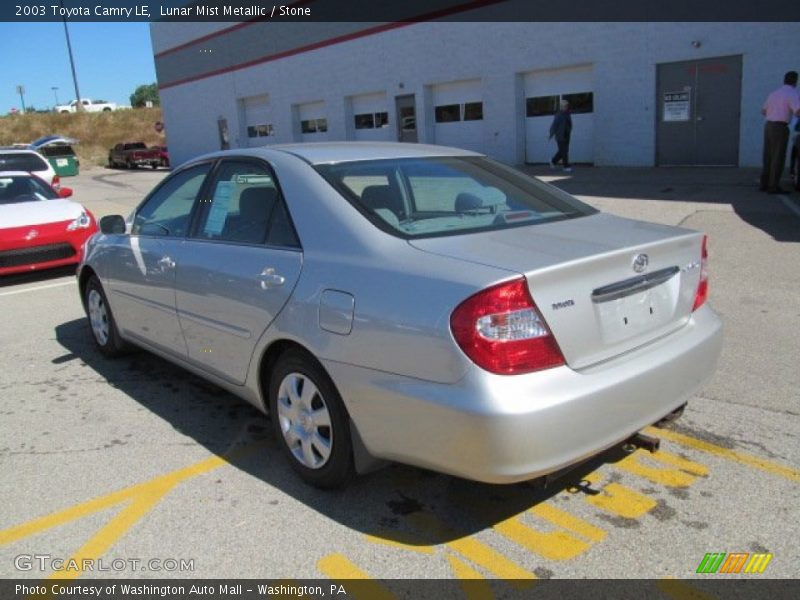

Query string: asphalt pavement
0 163 798 586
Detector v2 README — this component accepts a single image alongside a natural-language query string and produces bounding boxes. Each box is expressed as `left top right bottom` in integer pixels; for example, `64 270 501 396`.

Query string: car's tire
108 155 115 168
151 163 158 170
84 276 128 358
126 159 136 170
268 349 354 488
102 107 112 112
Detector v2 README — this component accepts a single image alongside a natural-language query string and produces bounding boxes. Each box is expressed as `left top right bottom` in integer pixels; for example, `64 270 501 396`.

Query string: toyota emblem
632 253 649 273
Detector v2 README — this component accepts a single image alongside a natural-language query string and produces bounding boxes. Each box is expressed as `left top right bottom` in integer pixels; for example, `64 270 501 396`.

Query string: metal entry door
656 55 742 166
395 94 417 143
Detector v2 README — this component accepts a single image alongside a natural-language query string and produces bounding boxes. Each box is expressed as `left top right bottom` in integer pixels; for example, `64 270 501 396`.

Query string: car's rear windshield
0 175 58 204
315 156 597 238
0 152 49 172
125 143 147 150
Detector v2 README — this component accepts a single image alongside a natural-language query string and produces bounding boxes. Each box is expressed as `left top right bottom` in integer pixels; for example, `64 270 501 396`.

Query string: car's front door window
132 164 210 237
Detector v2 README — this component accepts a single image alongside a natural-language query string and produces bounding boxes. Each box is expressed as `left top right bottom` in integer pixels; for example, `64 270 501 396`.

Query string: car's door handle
158 256 175 269
258 268 285 289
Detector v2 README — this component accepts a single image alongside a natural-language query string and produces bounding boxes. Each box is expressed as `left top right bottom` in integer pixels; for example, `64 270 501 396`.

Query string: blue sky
0 22 157 114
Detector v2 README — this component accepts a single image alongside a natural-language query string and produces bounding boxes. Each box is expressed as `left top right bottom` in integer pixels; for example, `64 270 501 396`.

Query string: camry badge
632 253 649 273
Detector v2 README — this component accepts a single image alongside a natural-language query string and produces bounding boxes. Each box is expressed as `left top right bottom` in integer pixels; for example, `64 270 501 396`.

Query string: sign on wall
663 90 690 122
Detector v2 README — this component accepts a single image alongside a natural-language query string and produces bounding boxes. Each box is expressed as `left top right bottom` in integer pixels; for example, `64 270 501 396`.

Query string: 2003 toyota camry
78 143 723 488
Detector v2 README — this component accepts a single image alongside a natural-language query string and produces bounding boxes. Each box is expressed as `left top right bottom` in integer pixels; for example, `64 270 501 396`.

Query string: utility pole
61 0 82 111
16 85 26 113
52 86 60 107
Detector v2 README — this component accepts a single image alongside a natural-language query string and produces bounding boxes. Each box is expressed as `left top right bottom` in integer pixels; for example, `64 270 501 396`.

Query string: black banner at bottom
2 579 799 600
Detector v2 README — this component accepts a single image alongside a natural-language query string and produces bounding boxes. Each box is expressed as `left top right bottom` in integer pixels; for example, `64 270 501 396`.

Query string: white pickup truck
55 99 118 113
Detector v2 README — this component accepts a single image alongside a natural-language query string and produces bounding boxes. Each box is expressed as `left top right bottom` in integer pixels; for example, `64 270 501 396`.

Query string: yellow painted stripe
446 555 497 600
0 453 230 546
408 512 536 584
364 530 435 554
645 426 800 483
531 504 607 543
317 553 397 600
615 450 698 488
582 473 657 519
657 578 718 600
648 450 709 476
493 515 590 561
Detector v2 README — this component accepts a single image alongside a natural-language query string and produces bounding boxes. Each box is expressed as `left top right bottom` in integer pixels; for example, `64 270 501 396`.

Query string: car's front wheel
268 349 354 488
85 276 128 357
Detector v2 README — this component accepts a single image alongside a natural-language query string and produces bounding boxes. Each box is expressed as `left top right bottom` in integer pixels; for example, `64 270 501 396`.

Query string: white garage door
297 101 328 142
524 65 594 164
432 79 484 153
240 94 273 148
350 92 391 142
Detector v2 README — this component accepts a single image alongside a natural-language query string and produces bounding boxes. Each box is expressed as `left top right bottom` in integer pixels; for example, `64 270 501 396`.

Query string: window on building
247 124 274 138
562 92 594 114
375 112 389 127
354 113 375 130
301 118 328 134
526 95 559 117
435 104 461 123
463 102 484 121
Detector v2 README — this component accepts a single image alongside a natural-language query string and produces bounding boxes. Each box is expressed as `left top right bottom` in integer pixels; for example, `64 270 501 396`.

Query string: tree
129 83 160 108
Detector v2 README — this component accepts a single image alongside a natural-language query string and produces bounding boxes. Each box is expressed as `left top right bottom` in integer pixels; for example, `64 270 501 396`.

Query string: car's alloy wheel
84 276 128 357
269 350 354 488
277 373 333 469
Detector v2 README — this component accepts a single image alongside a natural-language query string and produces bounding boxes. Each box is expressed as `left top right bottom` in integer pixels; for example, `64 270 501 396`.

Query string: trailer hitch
624 431 661 453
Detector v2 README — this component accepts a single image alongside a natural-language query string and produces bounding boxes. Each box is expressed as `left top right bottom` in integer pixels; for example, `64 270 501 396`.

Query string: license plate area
594 277 679 344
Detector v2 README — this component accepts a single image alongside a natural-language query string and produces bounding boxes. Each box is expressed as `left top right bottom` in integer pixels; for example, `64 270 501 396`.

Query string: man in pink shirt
760 71 800 194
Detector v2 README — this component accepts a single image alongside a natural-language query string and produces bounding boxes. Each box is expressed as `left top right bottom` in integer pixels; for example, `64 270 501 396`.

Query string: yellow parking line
446 555 498 600
644 426 800 483
409 512 537 583
317 554 397 599
530 504 606 542
364 530 435 554
615 450 703 488
0 443 262 579
581 473 657 519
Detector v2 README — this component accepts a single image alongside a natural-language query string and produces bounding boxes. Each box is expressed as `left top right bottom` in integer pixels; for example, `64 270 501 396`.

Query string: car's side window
195 160 300 248
132 164 210 237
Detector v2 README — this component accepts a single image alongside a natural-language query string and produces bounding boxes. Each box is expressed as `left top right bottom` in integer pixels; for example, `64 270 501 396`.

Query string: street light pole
16 85 26 112
60 0 82 111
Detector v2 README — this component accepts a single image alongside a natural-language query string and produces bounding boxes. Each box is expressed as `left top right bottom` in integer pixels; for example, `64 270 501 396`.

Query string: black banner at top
4 0 800 22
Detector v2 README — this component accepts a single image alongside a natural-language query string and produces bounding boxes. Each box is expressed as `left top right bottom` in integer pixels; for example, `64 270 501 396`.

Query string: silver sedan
77 143 723 488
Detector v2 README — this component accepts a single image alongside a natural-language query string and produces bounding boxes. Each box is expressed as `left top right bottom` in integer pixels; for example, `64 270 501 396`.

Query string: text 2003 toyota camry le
77 143 722 488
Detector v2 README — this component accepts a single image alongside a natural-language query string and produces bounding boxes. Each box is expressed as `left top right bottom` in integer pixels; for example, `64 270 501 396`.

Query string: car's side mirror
58 187 73 198
99 215 126 234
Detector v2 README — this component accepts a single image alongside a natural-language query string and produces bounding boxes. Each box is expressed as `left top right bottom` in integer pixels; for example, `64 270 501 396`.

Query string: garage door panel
524 65 594 164
351 92 392 142
240 94 273 148
432 79 484 153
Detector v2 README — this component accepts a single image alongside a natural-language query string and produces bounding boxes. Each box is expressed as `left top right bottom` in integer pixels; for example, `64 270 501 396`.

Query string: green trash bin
38 145 80 177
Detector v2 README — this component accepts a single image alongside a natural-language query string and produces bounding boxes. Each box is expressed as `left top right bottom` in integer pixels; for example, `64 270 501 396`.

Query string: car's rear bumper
326 304 723 484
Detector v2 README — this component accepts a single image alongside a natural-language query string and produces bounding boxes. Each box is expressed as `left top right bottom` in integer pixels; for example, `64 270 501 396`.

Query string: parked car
151 145 170 168
0 148 60 189
108 142 162 169
55 99 117 113
0 172 96 275
78 143 722 488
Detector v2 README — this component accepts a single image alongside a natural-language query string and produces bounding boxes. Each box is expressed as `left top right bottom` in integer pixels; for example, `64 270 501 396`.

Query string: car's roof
0 147 42 154
249 142 483 165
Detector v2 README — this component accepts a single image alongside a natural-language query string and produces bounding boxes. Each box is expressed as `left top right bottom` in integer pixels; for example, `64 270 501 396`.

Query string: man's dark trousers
552 140 570 167
761 121 789 191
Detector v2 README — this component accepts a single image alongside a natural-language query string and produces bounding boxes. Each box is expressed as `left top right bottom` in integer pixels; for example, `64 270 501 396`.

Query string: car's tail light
450 277 565 375
52 174 61 190
692 235 709 311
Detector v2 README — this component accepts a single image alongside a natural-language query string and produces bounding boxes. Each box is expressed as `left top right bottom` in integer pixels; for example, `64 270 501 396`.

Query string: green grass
0 107 165 167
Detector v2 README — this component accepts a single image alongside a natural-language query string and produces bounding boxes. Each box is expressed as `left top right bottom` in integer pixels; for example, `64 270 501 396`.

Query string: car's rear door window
316 156 596 238
0 152 49 172
193 160 299 248
132 163 210 237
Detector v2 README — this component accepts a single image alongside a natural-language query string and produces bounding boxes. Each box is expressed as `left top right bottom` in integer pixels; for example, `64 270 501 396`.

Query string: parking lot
1 164 798 585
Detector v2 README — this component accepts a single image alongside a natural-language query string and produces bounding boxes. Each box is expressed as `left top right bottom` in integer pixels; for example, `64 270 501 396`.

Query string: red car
151 145 170 168
0 172 98 275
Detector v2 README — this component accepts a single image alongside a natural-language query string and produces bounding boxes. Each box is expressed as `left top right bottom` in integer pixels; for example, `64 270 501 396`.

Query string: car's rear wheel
268 349 354 488
85 276 128 357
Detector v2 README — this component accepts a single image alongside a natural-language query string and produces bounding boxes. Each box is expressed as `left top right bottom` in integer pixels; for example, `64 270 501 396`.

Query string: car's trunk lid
409 213 705 369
